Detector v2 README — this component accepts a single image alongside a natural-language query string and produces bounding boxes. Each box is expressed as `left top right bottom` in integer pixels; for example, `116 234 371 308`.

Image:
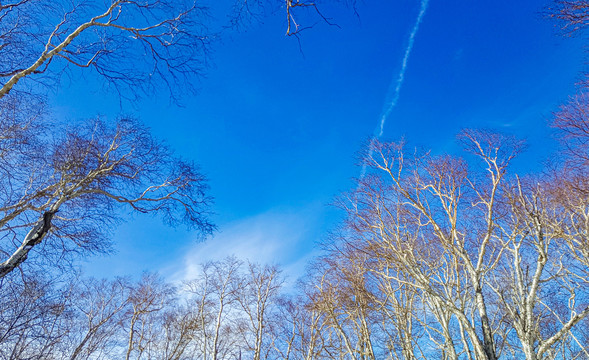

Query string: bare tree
0 0 349 102
185 257 243 360
547 0 589 35
153 304 200 360
310 248 382 359
0 0 210 101
0 115 214 279
237 262 283 360
318 130 589 359
552 93 589 168
124 272 176 360
273 292 335 360
547 0 589 88
68 277 132 360
0 272 77 360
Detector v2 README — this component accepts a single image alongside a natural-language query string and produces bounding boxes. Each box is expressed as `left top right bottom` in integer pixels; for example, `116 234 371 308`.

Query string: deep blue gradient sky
51 0 586 282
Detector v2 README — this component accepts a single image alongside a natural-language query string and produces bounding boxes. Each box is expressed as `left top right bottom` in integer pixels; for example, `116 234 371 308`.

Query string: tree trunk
0 211 55 278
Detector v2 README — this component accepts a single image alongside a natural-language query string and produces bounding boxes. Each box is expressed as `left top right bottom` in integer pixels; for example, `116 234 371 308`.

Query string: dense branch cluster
0 0 346 335
0 0 344 102
300 129 589 359
0 0 212 101
0 258 286 360
0 0 588 359
548 0 589 35
0 105 214 278
0 0 221 281
0 0 342 281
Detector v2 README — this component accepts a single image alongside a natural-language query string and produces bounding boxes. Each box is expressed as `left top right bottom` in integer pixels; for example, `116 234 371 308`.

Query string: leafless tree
225 0 352 38
67 277 132 360
274 293 335 360
123 273 176 360
184 257 244 360
547 1 589 87
552 93 589 167
310 248 381 359
0 0 349 102
237 262 283 360
317 129 589 359
152 304 200 360
292 299 332 360
547 0 589 36
0 272 77 360
0 0 211 102
0 114 214 279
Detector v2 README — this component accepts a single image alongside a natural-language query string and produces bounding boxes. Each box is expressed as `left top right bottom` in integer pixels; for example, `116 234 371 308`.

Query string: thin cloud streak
166 207 322 287
361 0 429 177
378 0 430 138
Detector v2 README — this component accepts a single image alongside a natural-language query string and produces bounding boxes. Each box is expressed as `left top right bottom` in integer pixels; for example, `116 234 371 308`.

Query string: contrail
378 0 429 137
361 0 429 177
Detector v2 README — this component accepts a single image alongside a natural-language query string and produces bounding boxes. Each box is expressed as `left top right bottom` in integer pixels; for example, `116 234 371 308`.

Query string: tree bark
0 211 55 278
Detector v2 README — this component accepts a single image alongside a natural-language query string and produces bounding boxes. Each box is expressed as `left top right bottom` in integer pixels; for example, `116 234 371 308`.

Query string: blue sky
51 0 586 282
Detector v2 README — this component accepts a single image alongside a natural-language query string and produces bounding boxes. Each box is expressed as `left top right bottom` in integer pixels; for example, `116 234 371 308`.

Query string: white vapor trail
361 0 429 177
378 0 429 137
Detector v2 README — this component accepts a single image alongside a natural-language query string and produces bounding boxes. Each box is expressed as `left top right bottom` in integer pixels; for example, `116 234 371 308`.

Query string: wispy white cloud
166 207 323 286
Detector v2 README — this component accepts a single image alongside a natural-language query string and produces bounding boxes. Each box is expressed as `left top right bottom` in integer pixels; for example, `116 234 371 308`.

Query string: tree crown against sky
1 0 589 359
0 0 352 279
0 0 347 103
290 3 589 358
0 0 209 102
0 111 215 278
0 0 221 279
